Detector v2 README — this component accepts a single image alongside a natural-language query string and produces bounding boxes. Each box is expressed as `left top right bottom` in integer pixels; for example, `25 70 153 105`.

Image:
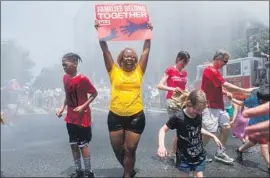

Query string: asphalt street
1 110 269 177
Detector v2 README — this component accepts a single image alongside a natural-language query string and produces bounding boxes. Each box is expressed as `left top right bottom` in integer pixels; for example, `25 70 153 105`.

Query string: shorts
249 136 268 145
202 108 230 133
166 99 181 117
107 110 145 134
225 106 234 118
66 123 92 147
176 160 205 173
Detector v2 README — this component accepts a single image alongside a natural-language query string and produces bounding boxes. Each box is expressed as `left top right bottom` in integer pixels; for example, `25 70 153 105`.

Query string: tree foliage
1 40 35 86
32 64 64 89
227 24 269 59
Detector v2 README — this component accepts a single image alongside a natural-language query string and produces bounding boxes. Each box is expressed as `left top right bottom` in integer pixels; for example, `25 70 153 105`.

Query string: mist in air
1 1 269 99
0 2 269 175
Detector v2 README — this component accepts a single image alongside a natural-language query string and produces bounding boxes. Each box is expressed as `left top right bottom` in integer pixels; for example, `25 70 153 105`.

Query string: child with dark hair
57 53 98 178
232 84 270 172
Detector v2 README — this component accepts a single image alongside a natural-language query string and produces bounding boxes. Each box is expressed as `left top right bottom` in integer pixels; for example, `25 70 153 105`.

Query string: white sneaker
214 152 234 164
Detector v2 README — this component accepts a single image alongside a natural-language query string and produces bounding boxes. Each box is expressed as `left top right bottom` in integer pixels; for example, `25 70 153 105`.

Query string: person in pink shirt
230 103 249 143
157 51 190 157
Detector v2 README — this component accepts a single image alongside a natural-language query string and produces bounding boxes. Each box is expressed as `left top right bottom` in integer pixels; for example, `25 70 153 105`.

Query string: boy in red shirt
57 53 98 178
201 50 255 164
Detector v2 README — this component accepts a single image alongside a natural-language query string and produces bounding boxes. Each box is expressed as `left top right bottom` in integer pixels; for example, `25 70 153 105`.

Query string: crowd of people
1 85 65 119
1 80 167 123
1 20 269 178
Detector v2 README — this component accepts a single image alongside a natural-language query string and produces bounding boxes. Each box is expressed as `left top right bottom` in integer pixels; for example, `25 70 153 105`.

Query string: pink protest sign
95 3 152 41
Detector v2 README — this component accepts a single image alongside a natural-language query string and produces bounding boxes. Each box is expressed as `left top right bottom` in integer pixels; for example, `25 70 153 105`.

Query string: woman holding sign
95 21 153 178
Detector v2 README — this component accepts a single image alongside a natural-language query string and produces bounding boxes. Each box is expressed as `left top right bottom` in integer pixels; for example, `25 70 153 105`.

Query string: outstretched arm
242 101 269 118
245 120 269 140
95 22 115 72
138 22 153 73
223 82 258 95
231 98 243 106
99 41 114 72
139 39 151 73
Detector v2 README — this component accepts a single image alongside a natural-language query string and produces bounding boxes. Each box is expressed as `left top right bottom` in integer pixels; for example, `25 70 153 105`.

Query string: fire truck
192 57 268 89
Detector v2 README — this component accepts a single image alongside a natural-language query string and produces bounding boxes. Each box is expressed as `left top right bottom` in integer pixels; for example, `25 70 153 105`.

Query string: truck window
226 62 241 76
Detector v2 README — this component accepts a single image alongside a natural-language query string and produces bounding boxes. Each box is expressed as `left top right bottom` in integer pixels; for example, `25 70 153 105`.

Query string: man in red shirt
157 51 190 157
56 53 98 178
201 50 255 164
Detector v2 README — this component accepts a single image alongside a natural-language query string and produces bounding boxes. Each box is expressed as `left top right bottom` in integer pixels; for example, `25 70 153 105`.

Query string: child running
232 84 269 173
157 89 222 177
230 103 249 144
56 53 98 178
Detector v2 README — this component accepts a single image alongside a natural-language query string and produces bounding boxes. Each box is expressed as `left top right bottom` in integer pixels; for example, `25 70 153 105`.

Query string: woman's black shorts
107 110 145 134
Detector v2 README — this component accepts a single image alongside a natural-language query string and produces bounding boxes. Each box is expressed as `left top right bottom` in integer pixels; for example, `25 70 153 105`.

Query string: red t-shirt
63 74 97 127
201 66 225 110
165 67 187 99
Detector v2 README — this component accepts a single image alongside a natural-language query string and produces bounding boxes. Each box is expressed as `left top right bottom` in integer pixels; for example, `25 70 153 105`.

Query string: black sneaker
235 148 243 162
70 170 83 178
84 170 94 178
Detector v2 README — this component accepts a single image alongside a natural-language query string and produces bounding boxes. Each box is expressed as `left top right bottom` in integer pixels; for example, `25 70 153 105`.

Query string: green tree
258 28 269 55
32 64 64 89
228 39 248 59
227 24 269 59
1 40 35 86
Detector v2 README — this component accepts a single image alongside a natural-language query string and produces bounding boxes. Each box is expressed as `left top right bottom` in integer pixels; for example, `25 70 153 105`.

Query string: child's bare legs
70 143 81 171
179 171 204 177
260 144 270 168
238 141 256 152
193 171 204 178
179 171 189 177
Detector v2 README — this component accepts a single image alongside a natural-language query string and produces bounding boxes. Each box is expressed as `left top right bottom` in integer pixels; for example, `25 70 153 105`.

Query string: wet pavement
1 111 269 177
